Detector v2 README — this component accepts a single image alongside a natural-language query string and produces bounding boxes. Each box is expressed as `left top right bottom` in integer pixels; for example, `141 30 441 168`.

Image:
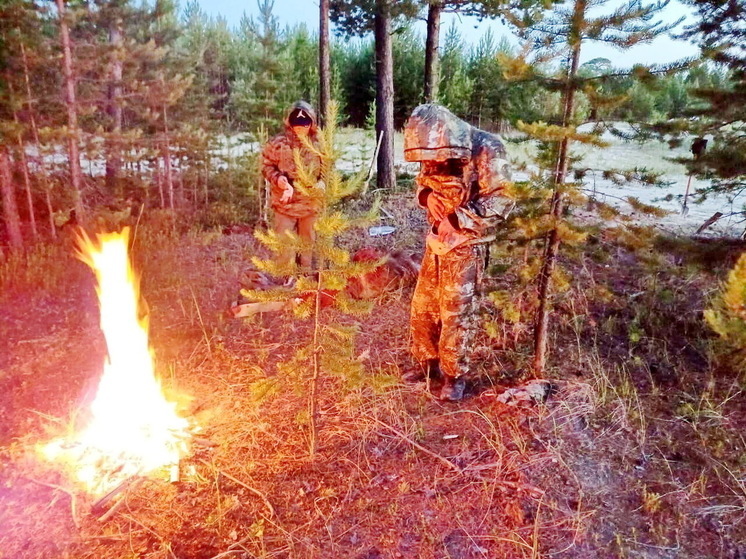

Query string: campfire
40 228 190 496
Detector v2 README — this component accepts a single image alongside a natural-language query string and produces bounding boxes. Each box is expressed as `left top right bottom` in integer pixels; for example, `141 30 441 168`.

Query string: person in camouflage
261 101 324 274
403 104 514 401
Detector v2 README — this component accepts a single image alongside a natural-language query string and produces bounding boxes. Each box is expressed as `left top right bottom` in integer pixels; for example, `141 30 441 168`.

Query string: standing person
261 101 324 278
403 104 515 401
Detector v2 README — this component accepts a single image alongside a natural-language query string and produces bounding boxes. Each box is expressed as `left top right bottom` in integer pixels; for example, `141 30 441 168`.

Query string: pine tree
18 9 57 237
55 0 85 219
0 149 23 251
0 0 65 241
331 0 419 189
437 23 472 115
1 0 37 240
423 0 443 102
95 0 128 195
420 0 549 104
135 0 200 209
659 0 746 207
286 25 319 108
241 101 381 456
319 0 331 123
392 26 424 127
234 0 289 133
336 39 375 127
705 252 746 371
503 0 682 374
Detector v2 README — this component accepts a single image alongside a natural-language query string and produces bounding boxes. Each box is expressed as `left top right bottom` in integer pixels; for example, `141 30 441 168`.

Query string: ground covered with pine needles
1 193 745 558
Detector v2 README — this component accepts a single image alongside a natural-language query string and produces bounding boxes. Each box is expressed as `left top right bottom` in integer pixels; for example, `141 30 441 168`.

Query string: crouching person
261 101 324 279
403 104 515 401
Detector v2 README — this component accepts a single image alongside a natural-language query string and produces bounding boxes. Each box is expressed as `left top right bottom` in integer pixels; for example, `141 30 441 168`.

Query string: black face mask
423 159 466 177
289 110 313 127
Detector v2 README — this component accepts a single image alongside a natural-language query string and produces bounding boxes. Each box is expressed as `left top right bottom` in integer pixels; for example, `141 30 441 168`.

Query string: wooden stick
682 173 694 215
363 131 384 193
370 417 462 474
199 459 275 518
97 495 128 523
91 476 141 514
696 211 723 235
26 477 80 529
207 534 255 559
462 467 546 497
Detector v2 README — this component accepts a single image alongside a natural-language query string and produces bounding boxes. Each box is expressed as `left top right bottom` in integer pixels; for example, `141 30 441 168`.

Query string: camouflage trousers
410 243 486 379
274 211 316 270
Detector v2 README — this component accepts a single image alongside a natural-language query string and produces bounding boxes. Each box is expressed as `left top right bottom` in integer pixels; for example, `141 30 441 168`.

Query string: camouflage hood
262 100 323 219
404 104 472 162
284 100 319 137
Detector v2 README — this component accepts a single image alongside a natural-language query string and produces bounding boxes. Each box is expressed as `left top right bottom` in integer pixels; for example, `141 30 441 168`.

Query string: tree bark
0 150 23 251
56 0 84 219
319 0 331 125
423 0 443 103
532 5 584 375
374 0 395 190
155 156 164 208
162 127 174 210
16 134 37 240
21 42 56 239
105 17 124 195
7 77 38 240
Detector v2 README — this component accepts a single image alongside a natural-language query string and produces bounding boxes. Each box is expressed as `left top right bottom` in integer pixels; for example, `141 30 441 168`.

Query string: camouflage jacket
404 104 515 254
261 101 323 219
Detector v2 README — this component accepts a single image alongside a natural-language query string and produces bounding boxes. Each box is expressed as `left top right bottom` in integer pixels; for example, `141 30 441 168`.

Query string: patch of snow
330 125 743 238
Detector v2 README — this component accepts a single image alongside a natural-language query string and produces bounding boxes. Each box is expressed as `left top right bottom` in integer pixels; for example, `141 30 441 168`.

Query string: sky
194 0 701 68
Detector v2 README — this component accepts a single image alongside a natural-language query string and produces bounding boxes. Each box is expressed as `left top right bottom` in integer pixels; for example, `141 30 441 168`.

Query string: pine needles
244 101 381 457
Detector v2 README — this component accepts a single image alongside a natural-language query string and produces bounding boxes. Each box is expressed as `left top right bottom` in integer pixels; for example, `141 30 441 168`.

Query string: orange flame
41 228 189 495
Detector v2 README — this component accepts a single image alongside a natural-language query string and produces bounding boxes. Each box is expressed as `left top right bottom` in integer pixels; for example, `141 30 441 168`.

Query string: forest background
2 0 746 557
0 0 735 243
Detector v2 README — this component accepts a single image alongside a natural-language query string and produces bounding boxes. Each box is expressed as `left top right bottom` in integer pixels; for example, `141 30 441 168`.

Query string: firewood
91 476 142 517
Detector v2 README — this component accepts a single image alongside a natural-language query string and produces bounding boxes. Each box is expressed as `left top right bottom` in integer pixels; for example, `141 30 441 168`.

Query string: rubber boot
439 375 466 402
403 359 442 383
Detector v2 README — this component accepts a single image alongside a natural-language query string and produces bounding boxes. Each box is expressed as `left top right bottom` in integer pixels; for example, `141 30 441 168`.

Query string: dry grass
1 203 745 558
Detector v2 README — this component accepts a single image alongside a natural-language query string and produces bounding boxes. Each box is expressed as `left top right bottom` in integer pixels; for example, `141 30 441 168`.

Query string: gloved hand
437 216 457 236
278 176 294 203
426 193 447 222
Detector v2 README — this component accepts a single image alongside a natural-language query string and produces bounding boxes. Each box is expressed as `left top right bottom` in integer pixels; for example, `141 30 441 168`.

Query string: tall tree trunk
7 77 38 240
532 10 584 375
178 168 185 206
20 41 55 239
319 0 331 125
162 132 174 210
0 150 23 251
105 18 124 196
203 167 209 206
423 0 442 103
374 0 395 190
56 0 84 219
16 134 37 240
155 156 165 208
